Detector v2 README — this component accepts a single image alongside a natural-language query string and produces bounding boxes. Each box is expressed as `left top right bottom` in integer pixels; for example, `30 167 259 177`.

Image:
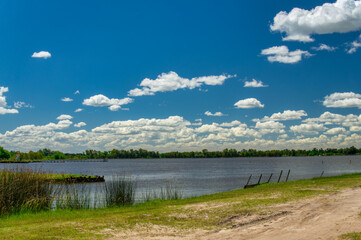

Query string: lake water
1 155 361 200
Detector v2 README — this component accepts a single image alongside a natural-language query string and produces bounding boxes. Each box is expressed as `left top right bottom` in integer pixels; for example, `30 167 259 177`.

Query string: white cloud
254 110 307 122
324 127 347 135
56 114 73 120
14 101 32 109
0 108 18 115
61 97 73 102
83 94 133 111
244 79 268 88
312 44 337 51
31 51 51 59
303 111 347 125
303 112 361 130
323 92 361 108
109 105 121 111
204 111 225 116
74 90 80 95
0 87 9 107
347 34 361 53
128 71 233 97
255 121 286 135
271 0 361 42
0 86 19 115
234 98 264 109
74 122 86 128
350 126 361 132
3 114 361 152
290 123 327 135
261 46 312 63
74 108 83 113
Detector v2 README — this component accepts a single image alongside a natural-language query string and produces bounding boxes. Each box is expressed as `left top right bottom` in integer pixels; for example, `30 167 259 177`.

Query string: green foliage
1 146 361 161
0 146 10 160
0 168 54 217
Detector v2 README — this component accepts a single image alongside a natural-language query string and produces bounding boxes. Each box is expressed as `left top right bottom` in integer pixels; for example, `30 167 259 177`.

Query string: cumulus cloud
74 108 83 113
290 123 327 135
0 108 18 115
128 71 233 97
271 0 361 42
109 105 121 111
244 79 268 88
347 34 361 53
312 44 337 51
31 51 51 59
204 111 225 116
303 112 361 131
74 122 86 128
261 46 312 63
56 114 73 120
2 114 361 152
255 121 286 135
0 86 19 115
323 92 361 108
83 94 133 111
350 126 361 132
254 110 307 122
61 97 73 102
324 127 347 135
234 98 264 109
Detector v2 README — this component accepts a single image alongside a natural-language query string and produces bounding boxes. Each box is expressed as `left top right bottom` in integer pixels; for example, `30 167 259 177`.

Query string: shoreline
1 173 361 239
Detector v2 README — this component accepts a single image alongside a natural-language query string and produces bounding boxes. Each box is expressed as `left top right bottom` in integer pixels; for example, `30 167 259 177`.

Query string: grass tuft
0 167 54 217
104 175 136 207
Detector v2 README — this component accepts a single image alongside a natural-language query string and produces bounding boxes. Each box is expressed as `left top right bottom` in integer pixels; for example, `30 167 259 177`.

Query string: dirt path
111 187 361 240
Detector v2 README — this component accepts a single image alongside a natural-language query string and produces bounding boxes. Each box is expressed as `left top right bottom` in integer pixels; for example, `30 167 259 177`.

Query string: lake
1 155 361 200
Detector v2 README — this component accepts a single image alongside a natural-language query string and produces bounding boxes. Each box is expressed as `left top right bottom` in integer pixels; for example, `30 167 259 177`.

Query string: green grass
45 173 101 183
1 173 361 239
340 233 361 240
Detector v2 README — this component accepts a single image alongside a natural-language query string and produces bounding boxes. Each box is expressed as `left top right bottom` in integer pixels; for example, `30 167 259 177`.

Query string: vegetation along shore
1 168 361 239
1 145 361 162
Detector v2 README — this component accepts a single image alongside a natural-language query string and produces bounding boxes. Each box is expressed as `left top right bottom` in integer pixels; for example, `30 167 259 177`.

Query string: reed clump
105 175 136 207
142 180 183 202
0 167 54 217
54 183 94 210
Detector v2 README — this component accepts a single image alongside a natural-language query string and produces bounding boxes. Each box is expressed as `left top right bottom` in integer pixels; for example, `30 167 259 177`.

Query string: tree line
0 145 360 161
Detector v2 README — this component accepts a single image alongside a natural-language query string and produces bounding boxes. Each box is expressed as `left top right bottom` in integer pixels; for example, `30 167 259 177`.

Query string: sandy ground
110 186 361 240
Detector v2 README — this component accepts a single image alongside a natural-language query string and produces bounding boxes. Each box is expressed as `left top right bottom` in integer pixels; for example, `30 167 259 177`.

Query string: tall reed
104 175 136 207
142 180 183 202
54 183 95 210
0 167 54 217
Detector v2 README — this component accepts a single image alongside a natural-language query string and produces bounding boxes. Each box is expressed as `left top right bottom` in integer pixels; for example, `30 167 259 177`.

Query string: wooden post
246 174 252 186
257 174 263 184
320 171 324 177
267 173 273 183
285 169 291 182
277 170 283 183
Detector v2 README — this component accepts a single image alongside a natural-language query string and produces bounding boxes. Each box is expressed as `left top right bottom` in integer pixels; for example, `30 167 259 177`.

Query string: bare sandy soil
110 186 361 240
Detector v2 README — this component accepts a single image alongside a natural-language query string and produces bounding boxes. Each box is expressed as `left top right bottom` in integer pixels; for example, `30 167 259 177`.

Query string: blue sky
1 0 361 152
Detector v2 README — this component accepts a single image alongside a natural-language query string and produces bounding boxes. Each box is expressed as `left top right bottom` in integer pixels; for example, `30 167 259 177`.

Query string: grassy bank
1 173 361 239
46 173 104 183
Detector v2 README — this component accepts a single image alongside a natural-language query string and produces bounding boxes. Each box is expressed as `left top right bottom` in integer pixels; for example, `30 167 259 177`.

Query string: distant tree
0 146 10 159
